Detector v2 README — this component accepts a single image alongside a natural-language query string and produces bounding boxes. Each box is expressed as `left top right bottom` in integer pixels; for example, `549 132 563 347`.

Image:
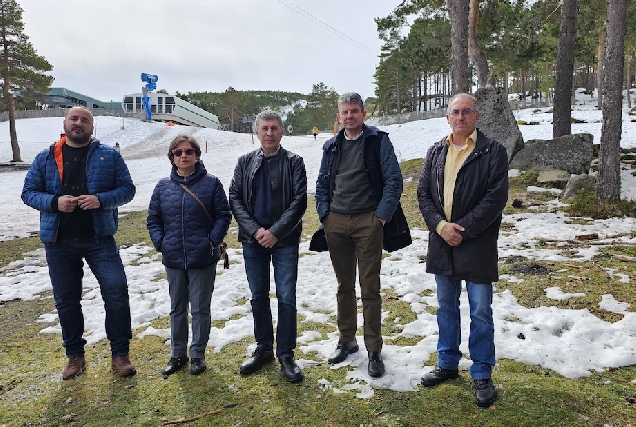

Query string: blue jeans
242 242 298 358
45 236 132 358
435 275 495 379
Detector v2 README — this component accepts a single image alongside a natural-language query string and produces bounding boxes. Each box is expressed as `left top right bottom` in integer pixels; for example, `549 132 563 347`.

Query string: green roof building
45 88 121 109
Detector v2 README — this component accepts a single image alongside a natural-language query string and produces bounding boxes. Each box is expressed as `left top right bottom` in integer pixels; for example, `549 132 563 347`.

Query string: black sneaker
279 356 303 383
239 346 274 375
190 358 206 375
474 379 496 407
162 356 188 376
420 366 459 387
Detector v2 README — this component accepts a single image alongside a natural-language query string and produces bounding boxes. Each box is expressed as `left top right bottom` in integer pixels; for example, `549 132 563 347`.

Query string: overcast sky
19 0 399 103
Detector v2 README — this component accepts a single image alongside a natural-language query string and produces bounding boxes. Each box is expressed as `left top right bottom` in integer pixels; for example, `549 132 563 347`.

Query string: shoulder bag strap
178 183 229 269
179 183 213 222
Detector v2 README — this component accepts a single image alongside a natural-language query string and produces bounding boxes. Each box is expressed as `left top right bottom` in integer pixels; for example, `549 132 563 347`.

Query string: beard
64 126 92 145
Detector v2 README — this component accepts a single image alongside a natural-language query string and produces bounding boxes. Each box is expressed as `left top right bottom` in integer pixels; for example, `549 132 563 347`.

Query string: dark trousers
45 236 132 358
324 211 384 351
165 264 216 359
242 242 299 358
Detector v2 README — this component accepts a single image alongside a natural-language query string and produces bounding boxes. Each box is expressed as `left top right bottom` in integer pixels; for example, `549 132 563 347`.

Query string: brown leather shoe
62 355 85 379
111 354 137 376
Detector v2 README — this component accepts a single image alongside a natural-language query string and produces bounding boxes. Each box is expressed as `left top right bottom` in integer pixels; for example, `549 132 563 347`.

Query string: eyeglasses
172 148 195 157
450 108 476 117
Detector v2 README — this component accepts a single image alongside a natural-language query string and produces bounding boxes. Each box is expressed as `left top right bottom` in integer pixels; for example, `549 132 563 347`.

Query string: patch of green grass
382 289 418 338
399 157 424 180
564 188 636 219
509 170 540 193
150 317 170 329
498 251 636 322
0 235 42 269
402 181 427 230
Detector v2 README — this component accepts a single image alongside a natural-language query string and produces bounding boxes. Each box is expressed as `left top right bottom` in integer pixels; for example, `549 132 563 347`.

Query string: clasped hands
440 222 464 247
254 227 278 249
58 195 100 213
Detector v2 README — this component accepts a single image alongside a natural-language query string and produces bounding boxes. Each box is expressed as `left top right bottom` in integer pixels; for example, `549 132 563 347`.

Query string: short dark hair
255 110 283 129
338 92 364 110
167 134 202 163
65 106 94 122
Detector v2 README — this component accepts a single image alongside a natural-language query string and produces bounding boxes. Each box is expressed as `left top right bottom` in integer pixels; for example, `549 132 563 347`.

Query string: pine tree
597 0 628 204
447 0 470 95
0 0 53 162
552 0 577 138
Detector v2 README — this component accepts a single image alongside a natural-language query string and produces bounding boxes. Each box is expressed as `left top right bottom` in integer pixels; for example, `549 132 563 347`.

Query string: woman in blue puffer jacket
147 134 231 376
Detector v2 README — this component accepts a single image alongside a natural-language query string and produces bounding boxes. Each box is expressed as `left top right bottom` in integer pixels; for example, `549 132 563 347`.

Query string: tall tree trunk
571 60 577 105
419 75 423 112
423 74 428 111
468 0 488 88
504 71 509 97
396 68 401 114
597 30 605 110
0 5 21 163
8 94 20 161
447 0 470 94
553 0 577 138
597 0 627 204
521 69 527 109
626 53 632 109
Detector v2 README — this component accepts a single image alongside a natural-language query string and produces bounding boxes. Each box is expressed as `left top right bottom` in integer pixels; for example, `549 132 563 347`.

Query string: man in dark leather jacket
229 110 307 383
417 93 508 407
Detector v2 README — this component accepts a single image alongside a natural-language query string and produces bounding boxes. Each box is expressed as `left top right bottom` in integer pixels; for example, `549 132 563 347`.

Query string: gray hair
447 93 478 114
338 92 364 110
255 110 283 128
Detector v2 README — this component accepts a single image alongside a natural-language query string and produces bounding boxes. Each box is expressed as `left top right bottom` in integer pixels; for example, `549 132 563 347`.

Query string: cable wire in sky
275 0 376 54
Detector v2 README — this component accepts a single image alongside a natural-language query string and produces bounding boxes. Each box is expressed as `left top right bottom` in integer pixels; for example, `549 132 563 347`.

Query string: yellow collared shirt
435 129 477 235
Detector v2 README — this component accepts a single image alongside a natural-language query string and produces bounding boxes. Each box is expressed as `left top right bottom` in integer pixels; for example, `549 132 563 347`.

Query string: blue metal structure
141 73 158 121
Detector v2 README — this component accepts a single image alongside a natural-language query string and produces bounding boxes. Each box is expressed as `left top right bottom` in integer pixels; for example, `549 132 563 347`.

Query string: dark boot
474 379 496 407
420 366 459 387
327 341 359 364
190 358 206 375
367 352 385 378
279 356 303 383
239 346 274 375
162 356 188 376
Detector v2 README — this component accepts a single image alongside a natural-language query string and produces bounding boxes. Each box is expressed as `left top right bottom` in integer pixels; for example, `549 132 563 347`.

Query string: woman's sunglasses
172 148 195 157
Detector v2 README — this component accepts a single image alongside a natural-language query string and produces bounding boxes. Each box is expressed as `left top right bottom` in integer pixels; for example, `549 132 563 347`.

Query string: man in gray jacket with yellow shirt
417 93 508 407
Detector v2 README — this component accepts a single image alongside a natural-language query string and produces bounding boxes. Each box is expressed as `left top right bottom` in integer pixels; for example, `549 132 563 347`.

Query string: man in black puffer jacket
418 93 508 408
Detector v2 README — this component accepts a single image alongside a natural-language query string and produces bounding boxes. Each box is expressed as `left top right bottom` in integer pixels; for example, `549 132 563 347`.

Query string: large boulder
537 168 571 189
509 133 594 175
475 87 525 163
563 174 597 201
